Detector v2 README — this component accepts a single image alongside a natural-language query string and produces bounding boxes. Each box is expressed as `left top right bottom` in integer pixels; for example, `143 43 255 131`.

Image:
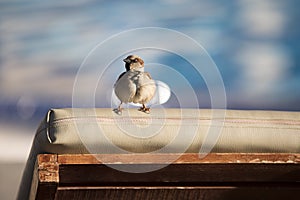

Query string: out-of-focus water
1 1 299 123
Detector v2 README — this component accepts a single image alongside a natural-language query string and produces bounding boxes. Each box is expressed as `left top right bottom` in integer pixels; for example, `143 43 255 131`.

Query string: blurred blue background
0 0 299 199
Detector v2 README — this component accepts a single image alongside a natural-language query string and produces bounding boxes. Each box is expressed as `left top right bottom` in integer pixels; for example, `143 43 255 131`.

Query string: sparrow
114 55 156 114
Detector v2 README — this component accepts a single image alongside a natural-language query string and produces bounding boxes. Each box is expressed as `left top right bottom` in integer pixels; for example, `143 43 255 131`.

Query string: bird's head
123 55 144 71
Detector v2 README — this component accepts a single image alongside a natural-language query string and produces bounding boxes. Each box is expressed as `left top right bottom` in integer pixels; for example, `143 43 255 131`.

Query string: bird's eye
134 59 138 63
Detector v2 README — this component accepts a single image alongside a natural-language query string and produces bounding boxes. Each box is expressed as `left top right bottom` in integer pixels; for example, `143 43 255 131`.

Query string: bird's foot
138 106 150 114
143 107 150 114
113 103 124 115
113 107 123 115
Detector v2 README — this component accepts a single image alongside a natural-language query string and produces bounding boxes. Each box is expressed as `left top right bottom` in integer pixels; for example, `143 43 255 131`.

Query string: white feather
148 80 171 105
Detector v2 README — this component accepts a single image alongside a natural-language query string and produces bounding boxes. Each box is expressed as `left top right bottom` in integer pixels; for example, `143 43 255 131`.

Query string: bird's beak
123 58 131 63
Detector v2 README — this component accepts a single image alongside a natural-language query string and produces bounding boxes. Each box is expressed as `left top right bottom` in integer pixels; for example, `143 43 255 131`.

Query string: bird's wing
117 72 126 81
144 72 152 79
113 71 137 104
114 72 126 87
149 80 171 105
129 80 171 106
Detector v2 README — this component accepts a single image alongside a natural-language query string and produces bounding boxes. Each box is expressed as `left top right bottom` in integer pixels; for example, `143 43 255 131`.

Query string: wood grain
54 186 300 200
29 154 58 200
57 153 300 164
29 153 300 200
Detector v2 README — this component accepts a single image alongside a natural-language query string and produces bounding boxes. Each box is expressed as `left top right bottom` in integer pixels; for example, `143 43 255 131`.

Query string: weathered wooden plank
58 163 300 185
30 154 300 200
29 154 59 200
57 153 300 164
54 186 300 200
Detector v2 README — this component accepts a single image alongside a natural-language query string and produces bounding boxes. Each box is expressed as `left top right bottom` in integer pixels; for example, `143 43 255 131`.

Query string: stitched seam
42 122 300 131
51 117 300 126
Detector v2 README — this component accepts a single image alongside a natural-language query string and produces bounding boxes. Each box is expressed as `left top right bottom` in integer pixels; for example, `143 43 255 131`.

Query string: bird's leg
113 102 123 115
138 104 145 111
118 104 122 112
139 104 150 114
144 106 150 114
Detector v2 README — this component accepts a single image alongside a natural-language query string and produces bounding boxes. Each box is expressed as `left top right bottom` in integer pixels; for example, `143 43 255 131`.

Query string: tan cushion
18 108 300 200
37 108 300 154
